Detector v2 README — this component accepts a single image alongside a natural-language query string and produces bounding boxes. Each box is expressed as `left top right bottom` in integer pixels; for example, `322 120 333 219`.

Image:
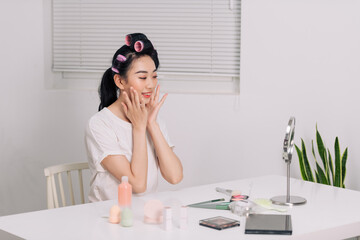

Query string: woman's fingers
157 93 168 109
132 88 141 109
139 95 146 109
130 87 136 105
154 85 160 103
152 93 168 115
146 88 154 107
121 102 128 115
123 92 132 110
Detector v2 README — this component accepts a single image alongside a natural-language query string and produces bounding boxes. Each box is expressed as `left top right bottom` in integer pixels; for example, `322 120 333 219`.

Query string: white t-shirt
85 107 174 202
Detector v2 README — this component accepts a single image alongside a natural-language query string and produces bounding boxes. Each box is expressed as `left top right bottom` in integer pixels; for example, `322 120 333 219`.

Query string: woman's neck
107 97 130 123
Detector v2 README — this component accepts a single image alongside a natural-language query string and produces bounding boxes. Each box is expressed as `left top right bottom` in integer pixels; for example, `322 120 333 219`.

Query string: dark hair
98 33 159 111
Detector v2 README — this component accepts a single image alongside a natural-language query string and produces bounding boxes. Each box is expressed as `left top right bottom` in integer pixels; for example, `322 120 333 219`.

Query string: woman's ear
114 74 126 90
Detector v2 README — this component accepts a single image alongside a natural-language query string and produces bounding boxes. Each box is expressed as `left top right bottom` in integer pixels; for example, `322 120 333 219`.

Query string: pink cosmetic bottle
118 176 132 208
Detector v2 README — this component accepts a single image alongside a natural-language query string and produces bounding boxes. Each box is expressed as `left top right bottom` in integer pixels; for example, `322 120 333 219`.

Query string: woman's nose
146 77 156 88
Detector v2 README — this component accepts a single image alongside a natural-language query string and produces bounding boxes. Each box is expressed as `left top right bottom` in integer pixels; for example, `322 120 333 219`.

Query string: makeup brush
215 187 248 201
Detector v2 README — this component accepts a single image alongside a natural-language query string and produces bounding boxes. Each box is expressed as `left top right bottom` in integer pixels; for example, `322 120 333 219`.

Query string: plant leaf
334 137 342 187
301 138 314 182
316 127 327 169
328 149 335 185
312 139 329 185
315 170 320 183
324 149 330 184
341 147 348 188
311 140 317 161
295 144 308 181
315 161 329 185
311 140 320 182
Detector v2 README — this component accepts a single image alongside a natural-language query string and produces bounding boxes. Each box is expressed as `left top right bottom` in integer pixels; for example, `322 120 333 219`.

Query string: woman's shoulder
87 108 112 131
87 108 132 133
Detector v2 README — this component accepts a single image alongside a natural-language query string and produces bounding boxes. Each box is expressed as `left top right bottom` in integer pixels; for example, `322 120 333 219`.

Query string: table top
1 175 360 240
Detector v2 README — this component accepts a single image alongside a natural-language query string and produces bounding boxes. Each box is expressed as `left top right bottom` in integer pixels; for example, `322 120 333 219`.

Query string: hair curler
111 67 119 73
134 39 152 52
116 54 127 62
125 33 148 47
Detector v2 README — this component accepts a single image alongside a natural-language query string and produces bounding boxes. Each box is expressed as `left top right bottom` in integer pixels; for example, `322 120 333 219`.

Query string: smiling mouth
142 92 152 98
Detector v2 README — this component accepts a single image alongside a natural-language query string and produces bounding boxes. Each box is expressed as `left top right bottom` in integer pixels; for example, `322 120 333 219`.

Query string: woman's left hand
146 85 168 127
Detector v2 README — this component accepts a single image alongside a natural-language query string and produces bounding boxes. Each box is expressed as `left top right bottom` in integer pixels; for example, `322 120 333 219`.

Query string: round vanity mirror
283 117 295 163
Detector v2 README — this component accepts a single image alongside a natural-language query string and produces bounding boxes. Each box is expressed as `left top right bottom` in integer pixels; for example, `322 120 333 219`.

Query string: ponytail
98 68 117 111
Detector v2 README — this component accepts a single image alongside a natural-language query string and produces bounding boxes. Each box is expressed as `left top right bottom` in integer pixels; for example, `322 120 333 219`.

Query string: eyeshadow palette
199 216 240 230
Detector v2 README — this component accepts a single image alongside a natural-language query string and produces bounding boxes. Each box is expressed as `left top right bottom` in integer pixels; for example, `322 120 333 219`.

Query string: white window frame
43 0 241 94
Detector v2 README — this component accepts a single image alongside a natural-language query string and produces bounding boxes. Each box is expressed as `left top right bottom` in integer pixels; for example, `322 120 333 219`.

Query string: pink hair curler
134 41 144 52
116 54 127 62
111 67 119 73
125 33 148 47
125 35 131 46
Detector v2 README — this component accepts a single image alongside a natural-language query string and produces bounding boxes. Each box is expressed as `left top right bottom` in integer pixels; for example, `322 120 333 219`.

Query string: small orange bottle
118 176 132 208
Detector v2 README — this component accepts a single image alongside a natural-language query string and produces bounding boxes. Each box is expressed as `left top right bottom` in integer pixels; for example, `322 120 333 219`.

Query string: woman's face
121 55 158 104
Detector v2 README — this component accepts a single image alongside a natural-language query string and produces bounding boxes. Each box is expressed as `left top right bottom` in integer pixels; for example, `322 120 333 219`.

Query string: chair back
44 162 89 209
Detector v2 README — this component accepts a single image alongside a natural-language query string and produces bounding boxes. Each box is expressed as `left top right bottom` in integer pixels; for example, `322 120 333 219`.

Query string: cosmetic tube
163 207 172 231
179 206 188 230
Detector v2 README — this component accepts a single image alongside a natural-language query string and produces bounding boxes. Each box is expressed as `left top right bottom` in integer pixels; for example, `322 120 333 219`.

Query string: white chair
44 162 89 209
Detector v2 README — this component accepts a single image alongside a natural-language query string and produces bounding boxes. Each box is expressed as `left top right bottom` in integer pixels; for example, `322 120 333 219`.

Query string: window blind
52 0 241 92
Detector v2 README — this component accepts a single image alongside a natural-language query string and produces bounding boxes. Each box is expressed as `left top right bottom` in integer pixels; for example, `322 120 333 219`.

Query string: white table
1 175 360 240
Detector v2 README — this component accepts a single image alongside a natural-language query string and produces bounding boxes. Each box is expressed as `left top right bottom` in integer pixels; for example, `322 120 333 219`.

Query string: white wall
1 0 360 216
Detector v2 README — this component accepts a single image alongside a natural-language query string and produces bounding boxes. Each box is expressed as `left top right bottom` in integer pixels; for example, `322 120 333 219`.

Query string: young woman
85 33 183 202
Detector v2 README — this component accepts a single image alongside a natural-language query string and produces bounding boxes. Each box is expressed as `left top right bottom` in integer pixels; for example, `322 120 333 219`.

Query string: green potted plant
295 125 348 188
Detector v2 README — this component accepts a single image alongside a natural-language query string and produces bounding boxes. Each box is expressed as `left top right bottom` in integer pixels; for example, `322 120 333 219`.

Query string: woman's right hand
121 87 148 131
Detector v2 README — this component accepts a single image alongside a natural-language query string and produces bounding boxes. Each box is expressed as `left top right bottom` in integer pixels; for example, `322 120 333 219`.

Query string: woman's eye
139 77 146 80
153 75 158 79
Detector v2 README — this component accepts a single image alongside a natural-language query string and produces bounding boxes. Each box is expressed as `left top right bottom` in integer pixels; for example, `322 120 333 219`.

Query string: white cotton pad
109 205 121 224
144 199 164 224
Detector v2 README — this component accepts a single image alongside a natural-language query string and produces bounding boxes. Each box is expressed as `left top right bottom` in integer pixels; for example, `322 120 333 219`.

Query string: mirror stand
271 117 307 206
